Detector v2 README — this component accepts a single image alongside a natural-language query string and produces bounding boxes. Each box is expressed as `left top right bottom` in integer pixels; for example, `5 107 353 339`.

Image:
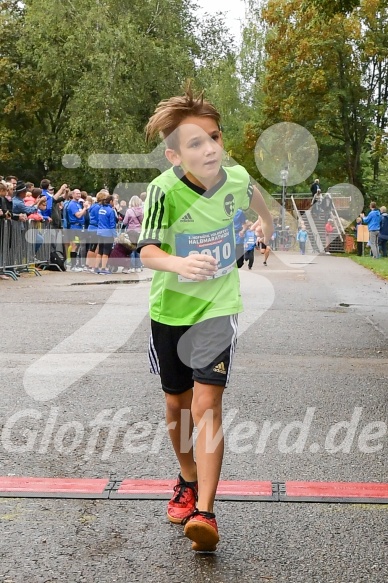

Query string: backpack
117 231 137 251
47 249 67 271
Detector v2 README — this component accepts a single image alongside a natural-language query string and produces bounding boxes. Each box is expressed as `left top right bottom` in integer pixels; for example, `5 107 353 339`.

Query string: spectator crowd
0 174 147 280
1 173 387 282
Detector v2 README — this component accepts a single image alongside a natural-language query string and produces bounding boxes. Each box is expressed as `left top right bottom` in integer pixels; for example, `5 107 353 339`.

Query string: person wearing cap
12 181 45 219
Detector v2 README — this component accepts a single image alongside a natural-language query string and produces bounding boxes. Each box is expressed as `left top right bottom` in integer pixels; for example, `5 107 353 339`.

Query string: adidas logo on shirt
213 362 227 375
180 213 194 223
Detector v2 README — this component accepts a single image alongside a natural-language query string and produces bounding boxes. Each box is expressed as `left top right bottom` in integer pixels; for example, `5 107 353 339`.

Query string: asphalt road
0 252 387 582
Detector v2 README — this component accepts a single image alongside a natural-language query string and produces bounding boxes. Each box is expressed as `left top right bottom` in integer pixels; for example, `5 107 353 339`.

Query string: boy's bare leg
191 382 224 513
165 390 197 482
262 247 270 263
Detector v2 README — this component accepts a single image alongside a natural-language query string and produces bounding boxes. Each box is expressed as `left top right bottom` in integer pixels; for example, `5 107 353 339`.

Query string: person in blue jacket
296 224 308 255
94 194 117 274
39 179 52 219
66 189 89 271
85 192 105 271
379 205 388 258
361 202 381 258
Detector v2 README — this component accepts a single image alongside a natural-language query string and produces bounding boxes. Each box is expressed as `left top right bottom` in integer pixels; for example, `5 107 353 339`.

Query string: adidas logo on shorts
213 362 227 375
180 213 194 222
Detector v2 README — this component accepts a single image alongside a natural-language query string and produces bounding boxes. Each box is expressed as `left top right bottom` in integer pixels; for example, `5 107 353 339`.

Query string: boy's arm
249 185 273 244
140 244 217 281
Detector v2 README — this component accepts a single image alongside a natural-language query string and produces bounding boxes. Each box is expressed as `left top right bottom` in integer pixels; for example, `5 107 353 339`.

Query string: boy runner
138 87 273 552
243 221 257 269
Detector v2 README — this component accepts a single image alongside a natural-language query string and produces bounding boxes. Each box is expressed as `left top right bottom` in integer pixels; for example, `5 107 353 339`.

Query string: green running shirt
138 165 252 325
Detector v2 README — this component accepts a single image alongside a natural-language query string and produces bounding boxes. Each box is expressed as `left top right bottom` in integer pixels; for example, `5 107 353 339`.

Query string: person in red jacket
325 218 334 254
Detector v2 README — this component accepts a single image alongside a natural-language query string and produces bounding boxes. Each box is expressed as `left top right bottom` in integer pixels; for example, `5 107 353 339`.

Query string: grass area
349 255 388 280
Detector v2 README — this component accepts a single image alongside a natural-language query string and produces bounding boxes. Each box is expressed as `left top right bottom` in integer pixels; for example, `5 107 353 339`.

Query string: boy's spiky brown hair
145 83 221 149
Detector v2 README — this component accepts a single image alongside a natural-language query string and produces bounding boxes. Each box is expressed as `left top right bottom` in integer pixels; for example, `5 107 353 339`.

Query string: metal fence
0 219 54 280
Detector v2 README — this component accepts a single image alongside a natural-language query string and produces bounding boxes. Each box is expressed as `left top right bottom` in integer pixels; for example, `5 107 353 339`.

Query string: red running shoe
167 474 198 524
183 510 219 552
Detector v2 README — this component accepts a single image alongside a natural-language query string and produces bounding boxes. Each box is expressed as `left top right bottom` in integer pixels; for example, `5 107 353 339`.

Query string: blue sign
176 224 236 283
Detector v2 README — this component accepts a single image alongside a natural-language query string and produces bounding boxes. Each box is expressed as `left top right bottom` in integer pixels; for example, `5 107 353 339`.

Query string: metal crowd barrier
0 219 58 280
32 220 56 266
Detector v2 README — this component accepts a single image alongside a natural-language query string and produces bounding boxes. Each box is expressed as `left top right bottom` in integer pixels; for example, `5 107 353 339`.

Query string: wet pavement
0 253 387 582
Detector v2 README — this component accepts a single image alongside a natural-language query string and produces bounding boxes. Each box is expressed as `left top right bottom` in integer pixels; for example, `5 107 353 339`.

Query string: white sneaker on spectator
130 268 136 273
70 266 83 272
135 268 142 273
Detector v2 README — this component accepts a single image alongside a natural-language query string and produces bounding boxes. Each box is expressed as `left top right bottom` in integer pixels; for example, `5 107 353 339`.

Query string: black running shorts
98 236 114 256
148 315 238 394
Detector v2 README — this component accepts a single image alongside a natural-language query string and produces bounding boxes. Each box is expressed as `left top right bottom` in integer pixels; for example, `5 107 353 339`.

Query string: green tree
193 14 243 149
254 0 388 196
0 1 40 178
1 0 237 189
19 0 200 188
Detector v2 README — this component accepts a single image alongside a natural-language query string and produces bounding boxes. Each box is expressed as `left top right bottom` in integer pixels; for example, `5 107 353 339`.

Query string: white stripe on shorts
226 314 238 387
148 333 160 375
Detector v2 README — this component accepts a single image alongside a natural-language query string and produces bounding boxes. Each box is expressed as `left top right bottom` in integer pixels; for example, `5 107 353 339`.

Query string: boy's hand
179 253 218 281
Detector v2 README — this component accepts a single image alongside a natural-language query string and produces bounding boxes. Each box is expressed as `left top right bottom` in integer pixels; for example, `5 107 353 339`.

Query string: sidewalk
0 255 387 582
